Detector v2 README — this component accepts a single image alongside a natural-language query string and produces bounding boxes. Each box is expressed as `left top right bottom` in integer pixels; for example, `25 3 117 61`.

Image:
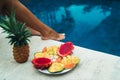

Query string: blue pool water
20 0 120 56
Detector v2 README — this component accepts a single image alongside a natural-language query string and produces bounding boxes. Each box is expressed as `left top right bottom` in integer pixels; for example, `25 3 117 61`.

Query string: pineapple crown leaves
0 10 31 46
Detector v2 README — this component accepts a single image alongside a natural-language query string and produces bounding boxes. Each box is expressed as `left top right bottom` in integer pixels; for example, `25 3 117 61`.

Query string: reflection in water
67 5 110 36
55 7 74 34
20 0 120 56
83 1 120 56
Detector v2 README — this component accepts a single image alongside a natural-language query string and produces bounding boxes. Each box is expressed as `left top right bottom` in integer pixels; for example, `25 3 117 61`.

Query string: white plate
38 68 73 75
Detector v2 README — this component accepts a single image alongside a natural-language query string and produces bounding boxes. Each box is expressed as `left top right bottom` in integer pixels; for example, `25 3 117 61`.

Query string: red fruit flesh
58 42 74 57
32 58 52 69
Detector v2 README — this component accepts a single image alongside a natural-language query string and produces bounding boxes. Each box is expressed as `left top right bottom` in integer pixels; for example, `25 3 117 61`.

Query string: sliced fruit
70 56 80 64
64 63 76 69
56 57 62 63
42 47 47 52
32 58 52 69
61 55 80 69
50 55 59 62
58 42 74 57
47 46 59 55
48 62 64 73
34 52 50 58
34 52 43 58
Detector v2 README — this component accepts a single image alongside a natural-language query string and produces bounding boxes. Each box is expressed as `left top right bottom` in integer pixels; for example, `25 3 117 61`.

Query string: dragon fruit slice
32 58 52 69
58 42 74 57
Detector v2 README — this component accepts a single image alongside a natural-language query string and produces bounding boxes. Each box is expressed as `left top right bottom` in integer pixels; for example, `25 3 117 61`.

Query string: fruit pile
32 42 80 73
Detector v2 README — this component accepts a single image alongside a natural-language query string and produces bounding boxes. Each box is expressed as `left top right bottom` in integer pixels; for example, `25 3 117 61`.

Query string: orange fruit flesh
64 63 76 69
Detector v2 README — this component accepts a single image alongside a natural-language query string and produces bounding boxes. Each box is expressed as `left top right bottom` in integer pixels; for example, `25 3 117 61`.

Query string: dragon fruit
32 58 52 69
58 42 74 57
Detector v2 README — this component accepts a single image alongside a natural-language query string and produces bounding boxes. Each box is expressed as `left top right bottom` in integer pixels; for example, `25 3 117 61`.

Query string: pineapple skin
13 45 29 63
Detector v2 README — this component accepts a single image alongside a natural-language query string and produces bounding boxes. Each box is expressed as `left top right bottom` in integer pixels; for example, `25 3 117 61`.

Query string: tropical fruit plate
32 42 80 75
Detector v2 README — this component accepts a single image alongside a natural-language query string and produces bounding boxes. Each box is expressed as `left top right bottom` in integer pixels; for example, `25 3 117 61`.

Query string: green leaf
0 10 31 46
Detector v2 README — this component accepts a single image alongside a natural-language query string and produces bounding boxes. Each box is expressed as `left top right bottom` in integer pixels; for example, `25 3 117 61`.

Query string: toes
41 33 65 41
56 34 65 40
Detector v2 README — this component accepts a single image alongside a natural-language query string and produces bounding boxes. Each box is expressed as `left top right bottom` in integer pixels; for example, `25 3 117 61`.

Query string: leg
3 0 65 40
28 27 41 36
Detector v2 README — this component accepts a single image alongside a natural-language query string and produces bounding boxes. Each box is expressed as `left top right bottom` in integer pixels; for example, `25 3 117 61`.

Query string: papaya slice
56 57 62 63
64 63 76 69
42 47 47 52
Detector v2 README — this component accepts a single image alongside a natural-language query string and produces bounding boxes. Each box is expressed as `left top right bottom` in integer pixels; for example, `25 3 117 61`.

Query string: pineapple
0 10 31 63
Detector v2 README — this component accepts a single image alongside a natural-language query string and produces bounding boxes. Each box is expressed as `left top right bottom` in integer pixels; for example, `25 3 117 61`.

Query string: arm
3 0 65 40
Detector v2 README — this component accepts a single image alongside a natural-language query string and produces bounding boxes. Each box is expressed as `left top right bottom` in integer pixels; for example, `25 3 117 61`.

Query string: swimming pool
20 0 120 56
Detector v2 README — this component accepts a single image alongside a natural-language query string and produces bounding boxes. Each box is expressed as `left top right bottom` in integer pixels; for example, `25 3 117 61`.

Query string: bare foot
41 29 65 40
41 33 65 40
29 27 65 40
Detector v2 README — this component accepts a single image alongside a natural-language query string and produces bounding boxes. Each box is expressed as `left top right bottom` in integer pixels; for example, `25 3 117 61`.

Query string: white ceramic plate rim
38 68 73 75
